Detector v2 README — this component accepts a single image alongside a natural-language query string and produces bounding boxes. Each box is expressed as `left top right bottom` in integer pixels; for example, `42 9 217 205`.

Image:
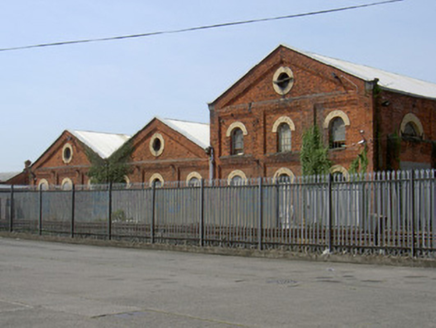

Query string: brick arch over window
323 110 351 129
400 113 424 137
227 170 247 185
38 179 49 190
61 178 73 190
272 116 296 132
273 168 295 183
330 165 349 181
225 122 248 137
186 171 202 185
149 173 164 187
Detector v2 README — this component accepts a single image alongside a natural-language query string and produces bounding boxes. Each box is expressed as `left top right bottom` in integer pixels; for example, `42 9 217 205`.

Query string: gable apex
210 44 436 105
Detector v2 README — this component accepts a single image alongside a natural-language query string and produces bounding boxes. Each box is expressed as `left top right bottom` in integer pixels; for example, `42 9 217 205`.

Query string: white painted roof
0 172 21 182
283 44 436 100
70 130 131 159
158 117 210 149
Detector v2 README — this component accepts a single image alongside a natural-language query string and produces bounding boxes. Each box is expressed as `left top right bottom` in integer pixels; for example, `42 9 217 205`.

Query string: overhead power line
0 0 402 52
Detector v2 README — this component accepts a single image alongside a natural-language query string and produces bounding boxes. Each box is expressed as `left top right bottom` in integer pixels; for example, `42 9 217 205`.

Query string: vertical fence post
71 184 75 238
199 179 204 247
39 188 43 236
258 177 263 251
9 185 14 232
327 174 333 253
108 182 112 240
410 171 415 257
151 181 156 244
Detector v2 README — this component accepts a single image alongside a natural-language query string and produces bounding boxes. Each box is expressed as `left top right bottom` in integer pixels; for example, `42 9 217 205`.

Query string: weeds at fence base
1 231 435 268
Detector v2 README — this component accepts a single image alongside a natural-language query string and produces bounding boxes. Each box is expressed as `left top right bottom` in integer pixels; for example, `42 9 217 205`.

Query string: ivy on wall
300 124 331 176
349 145 369 174
86 141 133 184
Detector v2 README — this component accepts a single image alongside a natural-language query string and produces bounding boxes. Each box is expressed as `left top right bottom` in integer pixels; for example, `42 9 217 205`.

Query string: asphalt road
0 237 435 328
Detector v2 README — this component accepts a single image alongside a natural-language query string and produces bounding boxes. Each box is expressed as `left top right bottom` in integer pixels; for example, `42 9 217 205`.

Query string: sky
1 0 435 172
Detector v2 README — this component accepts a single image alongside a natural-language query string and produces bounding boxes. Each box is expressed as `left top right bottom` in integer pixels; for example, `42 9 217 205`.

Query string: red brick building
209 45 436 183
127 117 210 186
18 44 436 188
30 130 130 189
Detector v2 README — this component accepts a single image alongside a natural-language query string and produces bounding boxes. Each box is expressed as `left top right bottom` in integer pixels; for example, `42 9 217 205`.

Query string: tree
300 125 331 176
86 141 133 184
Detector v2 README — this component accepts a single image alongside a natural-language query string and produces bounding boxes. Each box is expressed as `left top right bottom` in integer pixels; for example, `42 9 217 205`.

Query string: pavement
0 236 435 328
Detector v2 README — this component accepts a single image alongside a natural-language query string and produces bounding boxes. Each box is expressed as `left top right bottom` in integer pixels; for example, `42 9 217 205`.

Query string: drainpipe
206 147 214 182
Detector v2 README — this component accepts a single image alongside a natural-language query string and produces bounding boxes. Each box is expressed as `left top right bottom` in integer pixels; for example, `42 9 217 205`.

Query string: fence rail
1 170 435 257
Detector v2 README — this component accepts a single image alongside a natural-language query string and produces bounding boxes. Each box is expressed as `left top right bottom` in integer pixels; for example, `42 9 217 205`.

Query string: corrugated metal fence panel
41 190 73 234
111 188 152 239
74 189 108 236
204 183 259 247
0 190 9 229
0 170 434 256
11 189 39 231
155 186 200 243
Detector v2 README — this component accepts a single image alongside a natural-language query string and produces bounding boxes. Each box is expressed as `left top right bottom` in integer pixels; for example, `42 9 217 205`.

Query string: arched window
330 165 349 181
403 122 418 137
152 179 162 188
227 170 247 186
400 113 424 138
149 173 164 188
230 175 243 186
38 179 49 191
329 117 346 149
186 172 202 187
231 128 244 155
61 178 73 190
188 177 200 187
277 174 292 184
277 123 291 152
273 168 295 184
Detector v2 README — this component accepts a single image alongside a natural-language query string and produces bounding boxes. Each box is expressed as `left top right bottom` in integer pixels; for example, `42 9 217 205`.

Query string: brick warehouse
24 44 436 188
209 45 436 182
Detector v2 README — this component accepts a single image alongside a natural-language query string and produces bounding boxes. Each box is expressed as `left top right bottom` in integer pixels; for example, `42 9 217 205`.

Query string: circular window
62 143 73 163
149 133 164 157
273 67 294 95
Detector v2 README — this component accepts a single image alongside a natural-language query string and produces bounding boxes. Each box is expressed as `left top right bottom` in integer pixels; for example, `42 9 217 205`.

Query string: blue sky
1 0 435 172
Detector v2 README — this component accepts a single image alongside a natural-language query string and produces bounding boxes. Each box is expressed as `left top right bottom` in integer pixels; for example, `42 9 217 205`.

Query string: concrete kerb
0 231 435 268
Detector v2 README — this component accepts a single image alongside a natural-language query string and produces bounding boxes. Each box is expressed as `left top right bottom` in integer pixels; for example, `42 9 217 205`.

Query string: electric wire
0 0 402 52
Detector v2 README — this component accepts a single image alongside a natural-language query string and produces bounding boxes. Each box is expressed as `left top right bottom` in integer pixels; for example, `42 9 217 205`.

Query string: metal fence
0 170 435 257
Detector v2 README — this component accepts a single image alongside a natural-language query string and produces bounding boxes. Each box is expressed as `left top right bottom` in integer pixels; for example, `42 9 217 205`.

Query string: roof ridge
69 129 131 137
159 117 209 125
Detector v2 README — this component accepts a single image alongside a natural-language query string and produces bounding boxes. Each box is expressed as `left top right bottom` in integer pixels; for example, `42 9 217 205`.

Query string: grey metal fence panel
11 190 39 231
41 190 73 234
74 189 108 236
0 190 11 229
0 170 434 257
155 186 200 243
111 187 152 239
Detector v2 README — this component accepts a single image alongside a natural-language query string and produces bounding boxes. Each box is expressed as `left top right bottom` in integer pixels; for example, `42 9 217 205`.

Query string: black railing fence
1 170 435 257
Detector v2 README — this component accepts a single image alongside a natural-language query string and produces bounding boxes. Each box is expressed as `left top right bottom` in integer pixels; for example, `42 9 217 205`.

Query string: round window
273 67 294 95
152 138 161 152
62 143 73 163
149 133 164 157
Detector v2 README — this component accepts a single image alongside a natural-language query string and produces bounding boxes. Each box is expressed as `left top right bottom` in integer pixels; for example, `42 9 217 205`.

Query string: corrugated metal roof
70 130 131 159
283 44 436 99
158 117 210 149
